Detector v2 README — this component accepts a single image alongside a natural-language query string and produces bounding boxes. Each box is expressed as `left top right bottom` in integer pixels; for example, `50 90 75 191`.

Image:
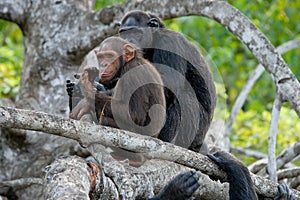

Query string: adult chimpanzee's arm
208 151 294 200
208 151 258 200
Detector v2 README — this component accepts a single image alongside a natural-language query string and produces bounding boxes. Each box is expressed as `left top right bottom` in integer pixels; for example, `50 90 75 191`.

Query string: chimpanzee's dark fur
151 151 293 200
119 11 216 153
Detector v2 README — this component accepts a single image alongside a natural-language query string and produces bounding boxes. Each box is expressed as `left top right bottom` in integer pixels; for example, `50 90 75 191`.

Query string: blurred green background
0 0 299 164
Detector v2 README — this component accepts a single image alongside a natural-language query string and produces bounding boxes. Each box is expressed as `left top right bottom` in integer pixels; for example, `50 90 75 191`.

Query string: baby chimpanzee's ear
122 44 135 63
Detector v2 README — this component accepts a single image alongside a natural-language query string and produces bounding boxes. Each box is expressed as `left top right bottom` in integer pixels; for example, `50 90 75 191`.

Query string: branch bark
268 94 282 182
277 141 300 169
277 167 300 181
250 141 300 176
0 0 26 24
0 106 225 179
43 155 229 199
44 156 93 199
1 106 300 198
0 178 43 189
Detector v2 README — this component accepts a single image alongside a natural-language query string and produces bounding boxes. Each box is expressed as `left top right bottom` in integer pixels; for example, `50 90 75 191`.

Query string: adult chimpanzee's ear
122 44 135 63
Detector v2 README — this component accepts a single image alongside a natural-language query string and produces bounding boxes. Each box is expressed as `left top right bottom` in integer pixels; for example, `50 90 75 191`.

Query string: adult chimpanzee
150 152 293 200
70 36 166 165
118 10 217 153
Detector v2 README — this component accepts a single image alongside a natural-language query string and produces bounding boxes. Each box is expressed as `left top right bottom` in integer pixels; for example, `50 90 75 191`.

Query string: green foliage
94 0 126 10
0 19 24 99
231 106 300 164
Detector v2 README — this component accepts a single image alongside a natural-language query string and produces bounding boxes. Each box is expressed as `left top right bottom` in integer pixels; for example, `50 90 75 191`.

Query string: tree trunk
1 0 299 199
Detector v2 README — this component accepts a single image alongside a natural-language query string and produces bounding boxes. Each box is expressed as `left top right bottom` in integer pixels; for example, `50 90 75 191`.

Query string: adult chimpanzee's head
118 10 164 48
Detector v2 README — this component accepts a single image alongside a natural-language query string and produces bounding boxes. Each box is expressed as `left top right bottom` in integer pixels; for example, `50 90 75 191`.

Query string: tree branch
277 167 300 181
290 178 300 190
250 141 300 176
1 106 300 198
268 94 282 182
277 141 300 169
0 178 43 189
44 155 229 199
249 158 268 174
44 156 92 199
0 0 26 25
0 106 225 179
230 146 266 160
225 39 300 136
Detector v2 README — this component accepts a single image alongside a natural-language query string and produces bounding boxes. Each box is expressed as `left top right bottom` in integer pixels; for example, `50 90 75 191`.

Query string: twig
268 94 282 182
230 146 266 159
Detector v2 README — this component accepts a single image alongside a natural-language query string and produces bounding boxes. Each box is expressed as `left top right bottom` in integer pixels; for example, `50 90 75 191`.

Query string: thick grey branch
277 167 300 181
277 141 300 169
0 178 43 189
0 106 225 179
290 178 300 190
0 0 26 25
252 141 300 177
249 158 268 174
225 39 300 136
44 156 91 199
1 106 300 198
44 156 228 199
